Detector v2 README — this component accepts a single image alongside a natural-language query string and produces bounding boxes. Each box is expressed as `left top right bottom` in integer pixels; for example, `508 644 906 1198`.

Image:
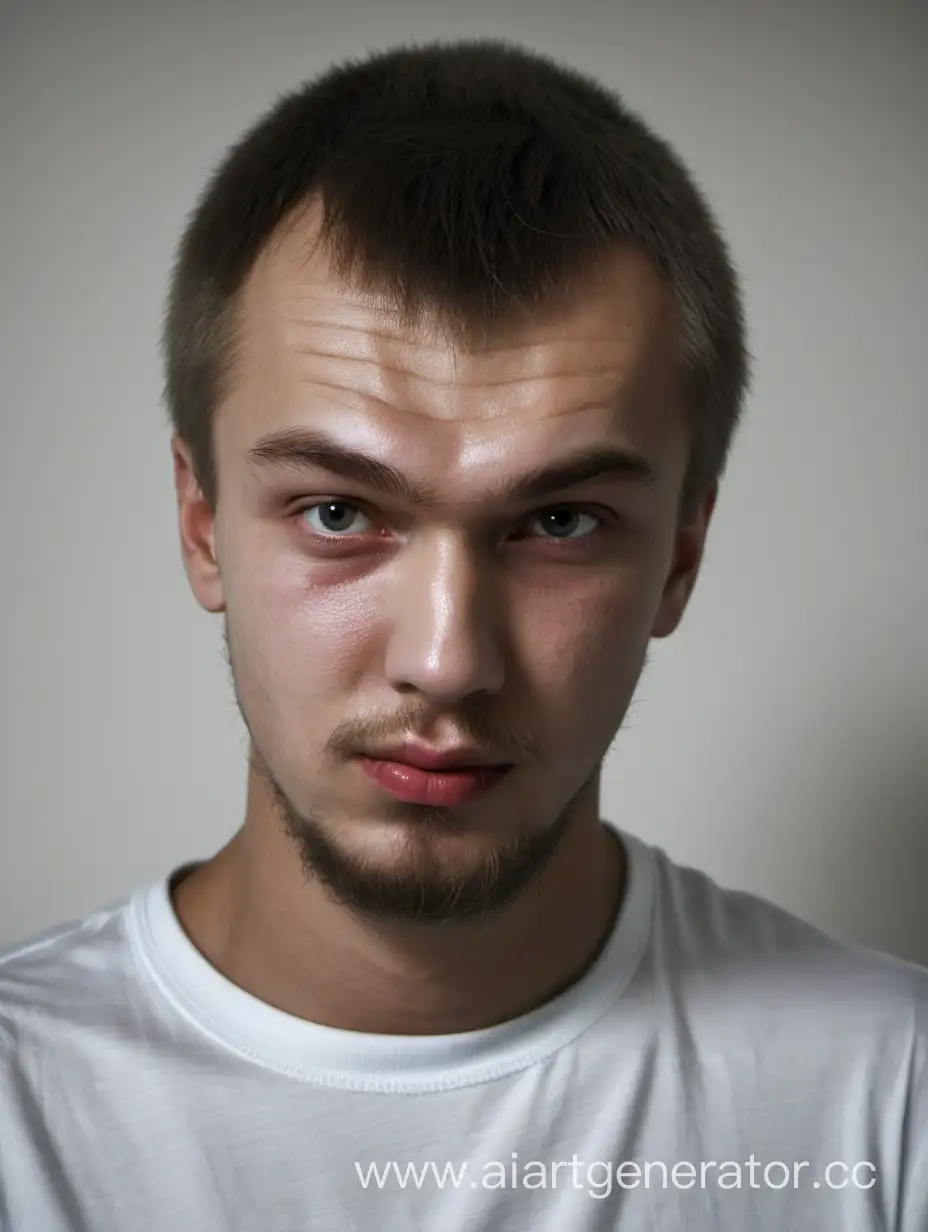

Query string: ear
172 435 225 614
650 483 717 640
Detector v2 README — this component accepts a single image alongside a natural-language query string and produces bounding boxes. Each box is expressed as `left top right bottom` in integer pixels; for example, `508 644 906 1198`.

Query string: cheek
518 578 654 715
224 551 377 721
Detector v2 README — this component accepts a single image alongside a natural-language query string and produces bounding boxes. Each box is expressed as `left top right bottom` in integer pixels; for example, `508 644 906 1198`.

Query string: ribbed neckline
126 823 654 1094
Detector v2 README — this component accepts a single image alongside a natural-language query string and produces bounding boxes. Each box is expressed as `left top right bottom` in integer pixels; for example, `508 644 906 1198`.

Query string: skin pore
170 198 715 1036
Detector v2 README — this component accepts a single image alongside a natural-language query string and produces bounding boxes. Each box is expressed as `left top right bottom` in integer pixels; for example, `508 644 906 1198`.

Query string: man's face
175 202 710 923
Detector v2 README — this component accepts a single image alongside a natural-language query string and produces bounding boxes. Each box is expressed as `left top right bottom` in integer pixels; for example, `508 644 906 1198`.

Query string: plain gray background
2 0 926 963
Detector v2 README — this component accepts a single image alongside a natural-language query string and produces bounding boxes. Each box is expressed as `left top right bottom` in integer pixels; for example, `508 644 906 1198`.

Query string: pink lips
357 755 510 806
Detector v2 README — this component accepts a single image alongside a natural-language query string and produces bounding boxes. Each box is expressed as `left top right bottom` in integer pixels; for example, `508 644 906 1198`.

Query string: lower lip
357 756 510 806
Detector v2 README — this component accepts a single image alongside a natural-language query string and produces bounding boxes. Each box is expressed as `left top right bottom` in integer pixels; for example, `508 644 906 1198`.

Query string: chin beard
259 761 578 926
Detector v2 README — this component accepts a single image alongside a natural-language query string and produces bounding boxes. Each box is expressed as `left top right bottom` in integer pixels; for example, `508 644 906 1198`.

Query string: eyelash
290 499 613 548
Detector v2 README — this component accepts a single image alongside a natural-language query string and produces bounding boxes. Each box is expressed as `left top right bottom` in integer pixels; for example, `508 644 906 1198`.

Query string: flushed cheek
225 562 377 735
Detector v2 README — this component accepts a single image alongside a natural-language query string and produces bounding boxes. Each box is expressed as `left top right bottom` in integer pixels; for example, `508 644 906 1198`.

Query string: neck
172 777 626 1036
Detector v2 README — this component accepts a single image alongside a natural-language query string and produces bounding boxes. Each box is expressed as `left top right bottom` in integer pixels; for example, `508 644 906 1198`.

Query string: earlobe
172 436 225 614
650 484 717 640
650 573 688 640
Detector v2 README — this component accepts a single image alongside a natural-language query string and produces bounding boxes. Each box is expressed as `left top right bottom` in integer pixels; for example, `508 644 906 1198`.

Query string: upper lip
362 743 509 771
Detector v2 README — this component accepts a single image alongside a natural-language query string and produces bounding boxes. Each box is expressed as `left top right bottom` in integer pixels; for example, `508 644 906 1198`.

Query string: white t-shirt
1 823 925 1231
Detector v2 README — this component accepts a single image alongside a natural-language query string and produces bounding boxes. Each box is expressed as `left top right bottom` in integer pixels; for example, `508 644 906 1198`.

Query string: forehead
217 201 686 479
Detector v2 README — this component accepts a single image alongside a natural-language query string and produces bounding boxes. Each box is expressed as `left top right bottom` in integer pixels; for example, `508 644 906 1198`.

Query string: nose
383 534 506 707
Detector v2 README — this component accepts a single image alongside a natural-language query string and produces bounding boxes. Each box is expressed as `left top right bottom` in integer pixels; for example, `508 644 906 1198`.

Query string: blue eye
300 502 372 536
529 508 601 540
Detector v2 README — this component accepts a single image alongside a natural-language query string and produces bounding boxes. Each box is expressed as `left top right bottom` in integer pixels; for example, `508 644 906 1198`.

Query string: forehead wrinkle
280 293 635 359
288 349 632 392
286 371 636 429
281 313 637 386
278 321 645 423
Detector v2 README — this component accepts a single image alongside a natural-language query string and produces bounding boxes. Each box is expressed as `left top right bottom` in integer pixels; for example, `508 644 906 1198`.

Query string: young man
1 37 924 1232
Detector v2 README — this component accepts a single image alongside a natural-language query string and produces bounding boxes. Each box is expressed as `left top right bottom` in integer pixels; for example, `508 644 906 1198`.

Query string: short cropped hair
161 37 751 521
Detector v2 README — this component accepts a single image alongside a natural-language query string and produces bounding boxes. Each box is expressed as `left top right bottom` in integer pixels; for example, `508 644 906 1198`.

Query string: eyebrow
246 426 658 510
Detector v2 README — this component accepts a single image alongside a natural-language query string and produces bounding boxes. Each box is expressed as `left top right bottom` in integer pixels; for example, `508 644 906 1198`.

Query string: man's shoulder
0 890 138 1053
643 834 928 1033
